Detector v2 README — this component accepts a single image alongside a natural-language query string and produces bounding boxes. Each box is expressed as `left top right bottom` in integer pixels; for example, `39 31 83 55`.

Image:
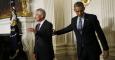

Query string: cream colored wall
54 0 77 60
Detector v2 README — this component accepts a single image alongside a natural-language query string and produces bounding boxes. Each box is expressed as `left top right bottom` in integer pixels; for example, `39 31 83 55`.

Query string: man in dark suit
28 8 54 60
54 2 109 60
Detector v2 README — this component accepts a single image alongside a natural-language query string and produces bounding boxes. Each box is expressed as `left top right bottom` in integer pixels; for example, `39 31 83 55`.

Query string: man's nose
78 12 81 15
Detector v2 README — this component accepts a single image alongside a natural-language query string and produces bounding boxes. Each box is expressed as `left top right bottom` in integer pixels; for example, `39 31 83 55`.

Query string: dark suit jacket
54 13 109 55
34 20 54 60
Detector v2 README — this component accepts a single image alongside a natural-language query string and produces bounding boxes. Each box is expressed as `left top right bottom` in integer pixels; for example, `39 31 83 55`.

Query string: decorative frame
0 0 32 19
81 0 91 6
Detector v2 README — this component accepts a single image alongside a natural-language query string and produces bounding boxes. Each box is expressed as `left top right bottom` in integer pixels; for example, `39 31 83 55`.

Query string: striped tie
78 18 82 34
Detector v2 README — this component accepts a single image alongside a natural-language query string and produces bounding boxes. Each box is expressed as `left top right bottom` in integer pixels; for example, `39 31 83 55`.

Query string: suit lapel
39 20 46 31
83 13 88 30
74 14 88 31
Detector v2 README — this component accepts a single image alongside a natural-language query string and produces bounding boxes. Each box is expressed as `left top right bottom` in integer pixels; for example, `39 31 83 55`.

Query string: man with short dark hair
54 2 109 60
28 8 54 60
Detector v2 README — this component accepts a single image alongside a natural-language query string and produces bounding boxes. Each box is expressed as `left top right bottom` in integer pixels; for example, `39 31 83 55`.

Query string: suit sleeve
93 15 109 50
54 23 73 35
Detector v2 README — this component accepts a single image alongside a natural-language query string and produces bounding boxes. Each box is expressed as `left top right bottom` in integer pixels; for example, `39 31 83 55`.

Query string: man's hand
33 53 36 60
52 29 56 36
103 50 109 60
27 28 35 32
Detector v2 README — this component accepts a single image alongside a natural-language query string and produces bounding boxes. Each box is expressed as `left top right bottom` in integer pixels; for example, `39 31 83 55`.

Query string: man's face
35 11 44 22
74 6 84 17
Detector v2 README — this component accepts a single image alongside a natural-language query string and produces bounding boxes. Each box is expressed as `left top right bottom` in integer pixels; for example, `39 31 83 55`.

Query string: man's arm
93 15 109 50
54 23 73 35
93 15 109 59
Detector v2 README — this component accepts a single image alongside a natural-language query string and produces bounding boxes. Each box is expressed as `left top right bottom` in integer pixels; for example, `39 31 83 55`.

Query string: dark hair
74 1 85 8
36 8 46 18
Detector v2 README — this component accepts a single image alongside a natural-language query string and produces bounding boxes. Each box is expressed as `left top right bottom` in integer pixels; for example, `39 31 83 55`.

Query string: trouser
77 48 100 60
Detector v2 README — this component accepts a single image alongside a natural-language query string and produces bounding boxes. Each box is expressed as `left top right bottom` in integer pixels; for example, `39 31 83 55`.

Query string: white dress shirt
77 16 84 29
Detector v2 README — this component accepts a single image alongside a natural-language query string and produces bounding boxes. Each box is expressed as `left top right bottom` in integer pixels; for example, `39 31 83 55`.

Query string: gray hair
36 8 46 18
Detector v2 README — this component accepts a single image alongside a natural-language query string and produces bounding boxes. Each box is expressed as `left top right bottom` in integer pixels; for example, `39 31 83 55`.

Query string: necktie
78 18 82 34
78 18 84 47
35 23 40 31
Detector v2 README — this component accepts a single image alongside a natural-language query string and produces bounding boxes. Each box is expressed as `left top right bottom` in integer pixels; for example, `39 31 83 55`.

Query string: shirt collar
78 13 85 18
38 19 45 24
36 19 45 25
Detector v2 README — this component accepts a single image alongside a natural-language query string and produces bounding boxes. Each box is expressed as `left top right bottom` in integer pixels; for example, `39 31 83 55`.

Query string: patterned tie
78 17 82 34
